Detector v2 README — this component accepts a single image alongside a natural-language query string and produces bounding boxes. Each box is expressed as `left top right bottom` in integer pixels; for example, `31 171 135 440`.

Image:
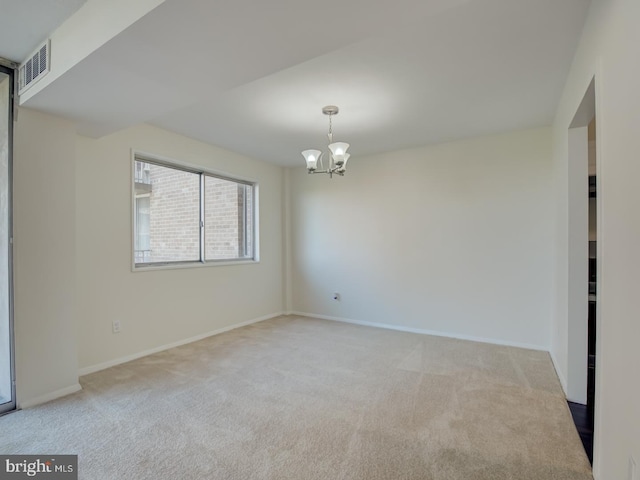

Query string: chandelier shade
328 142 350 166
301 149 322 171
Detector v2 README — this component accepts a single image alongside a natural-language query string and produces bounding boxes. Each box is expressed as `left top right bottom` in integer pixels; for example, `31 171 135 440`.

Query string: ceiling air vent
18 40 51 95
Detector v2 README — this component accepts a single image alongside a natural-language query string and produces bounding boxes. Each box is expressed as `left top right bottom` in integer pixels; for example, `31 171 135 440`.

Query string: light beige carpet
1 316 592 479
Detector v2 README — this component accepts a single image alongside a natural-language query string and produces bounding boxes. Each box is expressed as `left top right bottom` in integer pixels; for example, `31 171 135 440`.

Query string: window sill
132 259 259 273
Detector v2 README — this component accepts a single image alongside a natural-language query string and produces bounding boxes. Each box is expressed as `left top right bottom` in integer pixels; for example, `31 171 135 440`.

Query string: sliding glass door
0 65 14 415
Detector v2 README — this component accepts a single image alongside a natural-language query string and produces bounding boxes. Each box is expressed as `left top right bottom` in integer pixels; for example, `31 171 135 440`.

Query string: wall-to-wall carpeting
0 316 592 479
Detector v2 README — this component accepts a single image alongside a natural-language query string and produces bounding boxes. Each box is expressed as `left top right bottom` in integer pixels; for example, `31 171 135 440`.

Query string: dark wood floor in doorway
568 401 593 464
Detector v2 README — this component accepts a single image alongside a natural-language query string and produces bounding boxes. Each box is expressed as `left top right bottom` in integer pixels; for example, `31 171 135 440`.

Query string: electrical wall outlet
112 320 121 334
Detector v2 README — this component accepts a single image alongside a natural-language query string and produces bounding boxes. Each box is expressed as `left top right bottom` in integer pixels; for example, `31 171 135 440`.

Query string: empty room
0 0 638 479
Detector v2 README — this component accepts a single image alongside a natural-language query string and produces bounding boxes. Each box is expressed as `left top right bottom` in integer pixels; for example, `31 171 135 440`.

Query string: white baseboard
549 350 569 397
78 312 285 376
289 311 549 352
19 383 83 409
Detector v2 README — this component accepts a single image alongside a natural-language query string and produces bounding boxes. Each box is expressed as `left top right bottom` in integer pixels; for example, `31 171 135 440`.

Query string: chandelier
301 105 350 178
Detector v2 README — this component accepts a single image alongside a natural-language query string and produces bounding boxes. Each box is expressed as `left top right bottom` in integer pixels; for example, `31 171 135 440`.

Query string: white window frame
131 150 260 271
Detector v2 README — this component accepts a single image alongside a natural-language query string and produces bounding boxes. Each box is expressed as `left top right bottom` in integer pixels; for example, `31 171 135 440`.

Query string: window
133 156 257 267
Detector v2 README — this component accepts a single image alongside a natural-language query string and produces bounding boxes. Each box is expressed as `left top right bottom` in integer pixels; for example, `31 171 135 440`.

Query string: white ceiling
6 0 590 166
0 0 87 62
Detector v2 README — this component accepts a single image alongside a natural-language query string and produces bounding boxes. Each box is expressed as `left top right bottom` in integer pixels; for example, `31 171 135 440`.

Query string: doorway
0 64 15 415
566 78 597 463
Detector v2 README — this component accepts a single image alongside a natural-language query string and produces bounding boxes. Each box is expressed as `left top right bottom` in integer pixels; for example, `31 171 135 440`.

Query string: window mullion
199 173 205 262
242 185 248 257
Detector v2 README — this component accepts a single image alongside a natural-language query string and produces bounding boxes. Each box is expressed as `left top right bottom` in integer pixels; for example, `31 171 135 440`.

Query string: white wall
13 108 80 407
566 126 589 404
75 124 284 371
551 0 640 477
290 127 553 350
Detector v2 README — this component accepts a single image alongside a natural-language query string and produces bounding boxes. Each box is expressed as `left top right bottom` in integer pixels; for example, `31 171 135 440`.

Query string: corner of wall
549 349 568 396
282 167 293 313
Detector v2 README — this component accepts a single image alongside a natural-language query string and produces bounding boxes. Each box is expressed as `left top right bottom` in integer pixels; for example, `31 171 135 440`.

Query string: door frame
0 63 15 415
